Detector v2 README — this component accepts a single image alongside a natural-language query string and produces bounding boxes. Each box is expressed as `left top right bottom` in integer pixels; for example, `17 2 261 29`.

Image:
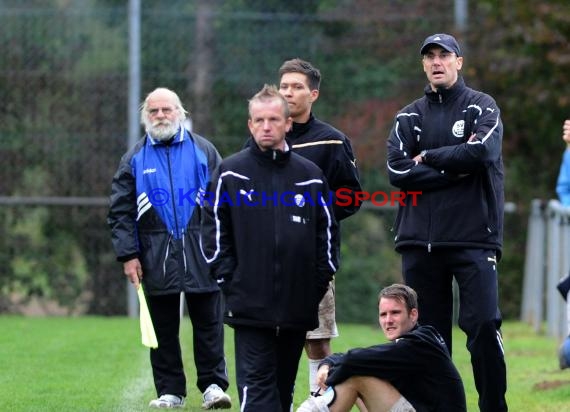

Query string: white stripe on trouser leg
496 330 505 356
240 386 247 412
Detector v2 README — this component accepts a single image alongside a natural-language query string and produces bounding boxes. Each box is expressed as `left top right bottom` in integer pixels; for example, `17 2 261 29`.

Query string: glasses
147 107 175 116
422 51 456 62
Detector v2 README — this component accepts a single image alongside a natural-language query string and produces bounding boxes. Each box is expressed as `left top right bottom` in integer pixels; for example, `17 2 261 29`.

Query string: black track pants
402 247 508 412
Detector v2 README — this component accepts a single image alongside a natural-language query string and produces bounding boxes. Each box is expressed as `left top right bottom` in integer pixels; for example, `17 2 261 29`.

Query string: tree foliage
461 1 570 318
467 1 570 203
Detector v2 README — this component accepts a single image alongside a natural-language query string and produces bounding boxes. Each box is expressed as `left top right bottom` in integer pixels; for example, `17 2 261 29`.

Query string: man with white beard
108 88 232 410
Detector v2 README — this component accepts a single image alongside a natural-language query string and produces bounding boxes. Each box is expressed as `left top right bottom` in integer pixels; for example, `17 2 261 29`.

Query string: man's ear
285 116 293 132
410 307 419 323
456 56 463 71
310 89 320 103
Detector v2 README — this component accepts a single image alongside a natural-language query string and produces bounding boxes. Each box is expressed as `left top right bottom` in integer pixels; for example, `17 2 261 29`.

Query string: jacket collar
249 139 291 166
424 76 466 103
288 113 315 139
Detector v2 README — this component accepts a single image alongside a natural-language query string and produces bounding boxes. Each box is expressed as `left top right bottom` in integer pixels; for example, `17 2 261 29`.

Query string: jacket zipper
163 234 172 278
166 145 180 236
272 153 281 331
165 145 183 282
427 92 444 252
181 233 188 272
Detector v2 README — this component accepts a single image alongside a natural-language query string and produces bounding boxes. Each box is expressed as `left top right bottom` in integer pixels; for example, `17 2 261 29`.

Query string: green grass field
2 316 570 411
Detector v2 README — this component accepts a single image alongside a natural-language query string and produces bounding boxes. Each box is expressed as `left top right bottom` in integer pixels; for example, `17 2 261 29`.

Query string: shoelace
311 388 325 397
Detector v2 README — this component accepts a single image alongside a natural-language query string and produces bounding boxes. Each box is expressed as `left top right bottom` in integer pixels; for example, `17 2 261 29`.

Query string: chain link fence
1 1 469 316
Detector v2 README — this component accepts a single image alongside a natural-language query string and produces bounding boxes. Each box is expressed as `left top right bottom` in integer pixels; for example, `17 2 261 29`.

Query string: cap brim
420 42 454 55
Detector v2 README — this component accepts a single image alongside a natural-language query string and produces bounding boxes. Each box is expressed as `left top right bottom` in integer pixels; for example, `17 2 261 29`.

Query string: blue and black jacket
108 127 221 295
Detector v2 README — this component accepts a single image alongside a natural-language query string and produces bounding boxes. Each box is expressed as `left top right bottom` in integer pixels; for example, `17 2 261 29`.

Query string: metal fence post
521 199 546 332
560 211 570 337
546 201 562 337
126 0 141 318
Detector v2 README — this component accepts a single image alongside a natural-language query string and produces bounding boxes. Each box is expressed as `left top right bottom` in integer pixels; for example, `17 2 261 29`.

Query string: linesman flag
137 285 158 349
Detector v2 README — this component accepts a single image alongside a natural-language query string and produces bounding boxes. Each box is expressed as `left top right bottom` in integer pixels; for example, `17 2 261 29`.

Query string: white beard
147 119 180 141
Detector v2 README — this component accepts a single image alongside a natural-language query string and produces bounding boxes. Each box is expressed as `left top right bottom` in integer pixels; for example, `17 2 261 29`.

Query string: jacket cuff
117 253 139 262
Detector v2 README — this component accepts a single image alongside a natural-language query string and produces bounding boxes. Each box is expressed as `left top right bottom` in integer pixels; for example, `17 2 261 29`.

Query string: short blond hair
378 283 418 313
248 84 290 119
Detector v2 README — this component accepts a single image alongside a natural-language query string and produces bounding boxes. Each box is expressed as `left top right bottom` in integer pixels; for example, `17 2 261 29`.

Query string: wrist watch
420 149 428 162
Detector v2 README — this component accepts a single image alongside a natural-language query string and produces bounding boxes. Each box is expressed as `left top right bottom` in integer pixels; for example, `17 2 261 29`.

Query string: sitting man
297 284 466 412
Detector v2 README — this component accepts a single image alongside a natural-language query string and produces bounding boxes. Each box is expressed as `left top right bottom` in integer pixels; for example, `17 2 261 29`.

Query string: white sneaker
149 394 185 409
297 395 330 412
296 387 335 412
202 383 232 410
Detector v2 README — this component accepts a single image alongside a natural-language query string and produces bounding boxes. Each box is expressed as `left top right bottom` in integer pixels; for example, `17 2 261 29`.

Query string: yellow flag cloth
137 286 158 349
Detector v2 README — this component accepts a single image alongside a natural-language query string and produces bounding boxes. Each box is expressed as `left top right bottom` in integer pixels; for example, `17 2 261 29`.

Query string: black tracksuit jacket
200 143 339 331
387 77 504 258
244 113 362 221
287 113 362 221
323 324 466 411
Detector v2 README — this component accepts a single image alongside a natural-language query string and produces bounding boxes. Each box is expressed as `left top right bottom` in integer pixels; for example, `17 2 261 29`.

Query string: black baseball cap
420 33 461 56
